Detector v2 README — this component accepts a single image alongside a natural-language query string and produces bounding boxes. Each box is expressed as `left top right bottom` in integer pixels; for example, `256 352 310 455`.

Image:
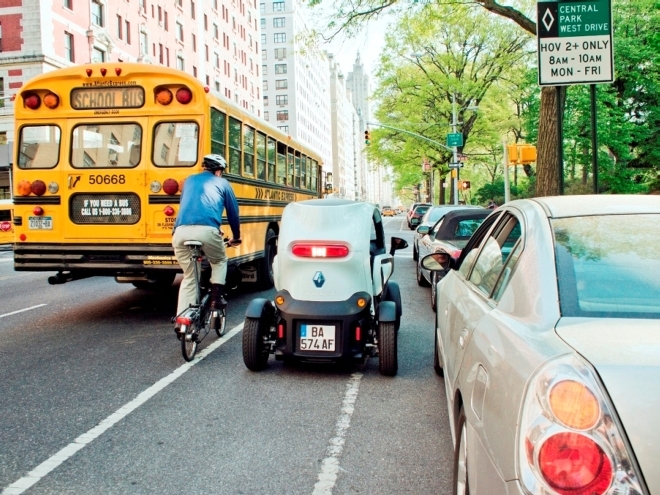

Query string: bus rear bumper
13 243 180 275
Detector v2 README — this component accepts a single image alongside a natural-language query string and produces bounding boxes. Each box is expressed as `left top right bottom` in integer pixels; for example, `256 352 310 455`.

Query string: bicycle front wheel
181 322 199 362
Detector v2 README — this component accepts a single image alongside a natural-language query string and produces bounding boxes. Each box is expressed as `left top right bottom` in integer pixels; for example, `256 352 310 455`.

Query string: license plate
28 216 53 230
300 324 336 352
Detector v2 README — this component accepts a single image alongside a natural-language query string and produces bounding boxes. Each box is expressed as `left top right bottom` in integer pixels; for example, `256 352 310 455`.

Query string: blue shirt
174 170 241 238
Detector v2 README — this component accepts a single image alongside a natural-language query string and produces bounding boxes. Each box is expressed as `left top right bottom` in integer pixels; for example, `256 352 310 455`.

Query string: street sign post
446 133 463 147
448 163 463 169
537 0 613 86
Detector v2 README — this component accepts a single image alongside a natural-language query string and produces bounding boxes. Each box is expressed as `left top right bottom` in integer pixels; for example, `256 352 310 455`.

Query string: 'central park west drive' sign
537 0 614 86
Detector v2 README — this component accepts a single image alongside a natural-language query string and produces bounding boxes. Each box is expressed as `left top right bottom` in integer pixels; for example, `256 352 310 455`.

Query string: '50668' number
89 174 126 185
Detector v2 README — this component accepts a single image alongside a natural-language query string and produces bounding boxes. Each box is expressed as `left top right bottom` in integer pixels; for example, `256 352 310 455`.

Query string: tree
310 0 564 196
365 3 530 202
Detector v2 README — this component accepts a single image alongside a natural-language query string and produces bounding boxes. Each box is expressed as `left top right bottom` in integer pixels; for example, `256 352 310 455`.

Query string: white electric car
242 199 408 376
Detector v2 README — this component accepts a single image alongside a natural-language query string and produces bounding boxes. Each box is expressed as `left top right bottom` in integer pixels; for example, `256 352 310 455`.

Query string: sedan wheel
413 243 418 261
453 408 469 495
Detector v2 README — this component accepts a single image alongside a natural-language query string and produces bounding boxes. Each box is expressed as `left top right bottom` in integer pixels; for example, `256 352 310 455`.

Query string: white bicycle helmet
202 154 227 172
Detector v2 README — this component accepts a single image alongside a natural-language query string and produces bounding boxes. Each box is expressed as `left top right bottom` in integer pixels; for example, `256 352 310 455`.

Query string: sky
308 6 392 79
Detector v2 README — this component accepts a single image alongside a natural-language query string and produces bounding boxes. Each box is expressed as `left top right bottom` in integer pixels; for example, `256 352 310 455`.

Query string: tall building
259 0 332 175
327 54 361 200
346 52 370 125
347 52 386 204
0 0 263 166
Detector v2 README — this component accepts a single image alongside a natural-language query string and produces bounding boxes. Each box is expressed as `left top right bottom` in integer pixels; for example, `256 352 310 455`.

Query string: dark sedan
412 205 485 261
415 208 491 309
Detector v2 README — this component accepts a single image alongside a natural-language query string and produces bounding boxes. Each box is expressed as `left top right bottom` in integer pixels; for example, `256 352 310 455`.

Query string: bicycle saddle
183 240 203 247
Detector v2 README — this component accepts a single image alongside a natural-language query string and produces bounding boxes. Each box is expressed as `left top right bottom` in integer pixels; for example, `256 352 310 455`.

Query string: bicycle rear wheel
214 308 227 337
181 321 199 361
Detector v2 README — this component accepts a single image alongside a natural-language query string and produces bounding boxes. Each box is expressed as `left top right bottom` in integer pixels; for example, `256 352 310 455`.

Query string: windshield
427 208 447 223
553 214 660 319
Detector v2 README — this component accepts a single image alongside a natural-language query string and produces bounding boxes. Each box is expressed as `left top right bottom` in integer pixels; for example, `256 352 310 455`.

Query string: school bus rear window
71 123 141 168
18 125 61 169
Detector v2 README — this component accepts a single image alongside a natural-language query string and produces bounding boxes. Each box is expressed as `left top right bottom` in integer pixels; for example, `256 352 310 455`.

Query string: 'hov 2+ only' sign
537 0 614 86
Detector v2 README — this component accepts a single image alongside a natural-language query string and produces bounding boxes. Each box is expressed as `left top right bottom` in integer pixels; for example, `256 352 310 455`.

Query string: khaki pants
173 225 228 315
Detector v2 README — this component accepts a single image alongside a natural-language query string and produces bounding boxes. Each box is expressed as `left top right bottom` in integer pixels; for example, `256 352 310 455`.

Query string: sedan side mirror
389 236 409 256
417 225 430 235
420 251 452 271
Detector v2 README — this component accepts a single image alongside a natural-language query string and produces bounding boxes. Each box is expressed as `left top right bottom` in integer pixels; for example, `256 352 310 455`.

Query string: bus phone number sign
537 0 613 86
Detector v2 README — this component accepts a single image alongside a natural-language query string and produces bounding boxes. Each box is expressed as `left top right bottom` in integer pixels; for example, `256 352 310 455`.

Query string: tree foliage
310 0 659 197
366 3 530 202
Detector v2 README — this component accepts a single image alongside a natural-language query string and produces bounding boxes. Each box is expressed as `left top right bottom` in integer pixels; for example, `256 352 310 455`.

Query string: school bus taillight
164 206 175 216
176 87 193 104
18 180 32 196
24 93 40 109
163 179 179 195
155 88 173 105
43 92 60 109
31 180 47 196
33 206 44 216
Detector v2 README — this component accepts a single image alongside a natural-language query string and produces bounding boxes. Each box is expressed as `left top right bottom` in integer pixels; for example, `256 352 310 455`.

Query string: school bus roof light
176 87 193 104
155 88 173 105
163 178 179 195
43 92 60 109
31 180 47 196
115 67 122 76
100 68 107 76
86 69 93 77
24 93 41 110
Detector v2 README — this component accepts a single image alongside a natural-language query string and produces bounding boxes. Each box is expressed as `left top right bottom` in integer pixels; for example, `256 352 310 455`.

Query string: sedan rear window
553 214 660 319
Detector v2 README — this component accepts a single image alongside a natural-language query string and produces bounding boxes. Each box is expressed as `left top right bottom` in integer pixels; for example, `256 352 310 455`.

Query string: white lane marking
0 304 47 319
1 323 244 495
312 372 363 495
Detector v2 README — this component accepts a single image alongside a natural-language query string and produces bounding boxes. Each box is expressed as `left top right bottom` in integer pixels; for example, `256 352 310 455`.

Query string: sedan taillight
518 355 643 495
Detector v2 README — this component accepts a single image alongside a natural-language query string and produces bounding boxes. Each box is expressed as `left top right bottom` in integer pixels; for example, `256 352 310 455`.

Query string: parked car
242 199 408 375
407 203 432 229
416 209 491 309
412 205 485 261
421 195 659 495
381 206 395 217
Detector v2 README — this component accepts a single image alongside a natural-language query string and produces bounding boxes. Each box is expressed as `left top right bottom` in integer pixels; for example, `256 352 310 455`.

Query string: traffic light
364 130 371 145
519 145 537 164
507 144 537 165
507 144 518 164
461 180 471 190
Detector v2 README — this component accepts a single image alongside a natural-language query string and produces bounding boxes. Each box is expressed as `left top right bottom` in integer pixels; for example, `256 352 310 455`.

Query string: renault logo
313 271 325 288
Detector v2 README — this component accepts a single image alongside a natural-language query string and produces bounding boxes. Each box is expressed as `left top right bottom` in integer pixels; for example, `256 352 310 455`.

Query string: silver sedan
422 195 659 495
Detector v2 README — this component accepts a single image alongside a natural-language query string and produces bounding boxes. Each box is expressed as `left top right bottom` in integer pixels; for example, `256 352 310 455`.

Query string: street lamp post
451 93 459 205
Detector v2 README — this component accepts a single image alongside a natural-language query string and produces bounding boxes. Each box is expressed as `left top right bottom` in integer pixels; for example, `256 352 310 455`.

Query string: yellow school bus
12 63 323 288
0 199 13 245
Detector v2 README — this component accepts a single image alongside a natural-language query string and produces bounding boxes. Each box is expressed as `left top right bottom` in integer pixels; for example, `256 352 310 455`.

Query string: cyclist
172 154 241 321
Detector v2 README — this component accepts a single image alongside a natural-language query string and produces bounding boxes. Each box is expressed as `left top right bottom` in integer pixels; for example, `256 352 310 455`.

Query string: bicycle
174 237 239 361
